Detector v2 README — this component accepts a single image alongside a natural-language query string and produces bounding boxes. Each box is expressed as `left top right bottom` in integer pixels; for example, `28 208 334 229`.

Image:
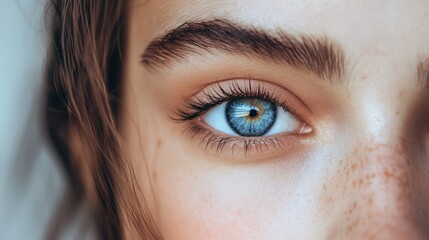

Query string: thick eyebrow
141 19 346 83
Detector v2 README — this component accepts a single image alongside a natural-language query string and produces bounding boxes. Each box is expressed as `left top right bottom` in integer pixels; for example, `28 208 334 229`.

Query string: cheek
128 90 325 239
152 144 269 239
149 139 325 239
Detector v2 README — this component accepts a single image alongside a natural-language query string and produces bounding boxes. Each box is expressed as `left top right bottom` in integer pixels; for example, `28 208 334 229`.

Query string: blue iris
225 98 277 136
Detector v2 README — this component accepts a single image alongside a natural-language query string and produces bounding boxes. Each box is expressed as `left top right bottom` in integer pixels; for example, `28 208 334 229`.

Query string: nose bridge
327 90 428 239
350 87 411 208
348 72 413 205
322 24 429 238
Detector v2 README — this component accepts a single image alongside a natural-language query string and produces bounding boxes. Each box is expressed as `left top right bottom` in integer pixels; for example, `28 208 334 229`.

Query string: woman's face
121 0 429 239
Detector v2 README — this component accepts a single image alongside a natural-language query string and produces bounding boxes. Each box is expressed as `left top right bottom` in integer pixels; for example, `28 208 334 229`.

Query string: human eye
204 98 307 137
173 79 313 159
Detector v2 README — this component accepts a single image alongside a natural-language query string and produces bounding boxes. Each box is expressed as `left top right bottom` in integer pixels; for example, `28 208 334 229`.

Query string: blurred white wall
0 0 93 239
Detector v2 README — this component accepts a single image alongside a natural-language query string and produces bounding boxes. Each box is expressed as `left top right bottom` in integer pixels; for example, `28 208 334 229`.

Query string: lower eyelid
182 123 310 162
185 123 282 150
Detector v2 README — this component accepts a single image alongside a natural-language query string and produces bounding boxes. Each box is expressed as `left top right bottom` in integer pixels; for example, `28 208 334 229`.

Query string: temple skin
120 0 429 239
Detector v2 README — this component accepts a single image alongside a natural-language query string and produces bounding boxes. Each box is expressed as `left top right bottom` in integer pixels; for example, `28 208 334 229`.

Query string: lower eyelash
184 124 284 154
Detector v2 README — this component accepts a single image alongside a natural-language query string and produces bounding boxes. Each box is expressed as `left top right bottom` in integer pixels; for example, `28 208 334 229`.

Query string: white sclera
204 102 239 136
203 101 301 137
264 106 300 135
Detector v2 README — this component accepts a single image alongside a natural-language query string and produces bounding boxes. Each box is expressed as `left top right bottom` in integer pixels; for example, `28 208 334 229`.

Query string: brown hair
44 1 161 239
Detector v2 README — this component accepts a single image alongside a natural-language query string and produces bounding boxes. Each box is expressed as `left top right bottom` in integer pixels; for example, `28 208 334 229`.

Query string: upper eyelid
173 80 302 122
174 81 276 120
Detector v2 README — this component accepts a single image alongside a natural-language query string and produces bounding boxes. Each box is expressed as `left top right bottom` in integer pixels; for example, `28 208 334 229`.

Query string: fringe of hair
44 1 162 239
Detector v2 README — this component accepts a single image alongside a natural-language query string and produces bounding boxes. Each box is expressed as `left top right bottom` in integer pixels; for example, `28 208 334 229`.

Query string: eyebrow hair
141 19 346 83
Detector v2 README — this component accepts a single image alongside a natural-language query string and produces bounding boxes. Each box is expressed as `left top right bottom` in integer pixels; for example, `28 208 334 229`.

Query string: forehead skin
122 0 429 239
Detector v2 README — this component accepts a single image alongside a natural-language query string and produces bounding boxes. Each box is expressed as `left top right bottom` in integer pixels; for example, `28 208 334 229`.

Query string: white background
0 0 93 239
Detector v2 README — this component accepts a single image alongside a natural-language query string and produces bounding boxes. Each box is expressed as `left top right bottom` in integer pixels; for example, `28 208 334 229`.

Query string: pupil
249 109 258 118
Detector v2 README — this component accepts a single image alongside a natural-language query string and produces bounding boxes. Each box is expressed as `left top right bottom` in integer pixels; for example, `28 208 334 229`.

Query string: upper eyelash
174 80 292 122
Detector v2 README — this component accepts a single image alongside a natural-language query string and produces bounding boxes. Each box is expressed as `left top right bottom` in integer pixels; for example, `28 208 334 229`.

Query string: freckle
395 110 400 116
357 178 364 187
361 75 368 80
383 169 393 179
367 195 374 205
351 201 357 210
346 218 360 232
350 163 358 172
156 139 163 147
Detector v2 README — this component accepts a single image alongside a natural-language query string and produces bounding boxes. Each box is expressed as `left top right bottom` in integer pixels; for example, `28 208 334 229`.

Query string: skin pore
120 0 429 239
